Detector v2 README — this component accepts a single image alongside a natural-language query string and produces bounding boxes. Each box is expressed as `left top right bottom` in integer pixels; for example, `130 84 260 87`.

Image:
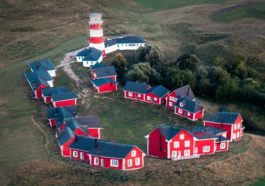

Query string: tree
134 45 151 62
127 62 160 84
213 56 226 68
145 45 164 71
215 79 239 101
111 52 127 80
176 54 199 71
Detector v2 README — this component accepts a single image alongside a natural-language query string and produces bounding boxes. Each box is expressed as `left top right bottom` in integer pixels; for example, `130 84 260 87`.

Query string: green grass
252 177 265 186
131 0 229 11
212 3 265 22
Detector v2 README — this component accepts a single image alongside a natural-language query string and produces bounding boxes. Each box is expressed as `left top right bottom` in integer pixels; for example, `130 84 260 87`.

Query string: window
237 132 239 138
110 159 119 167
180 102 183 107
101 159 104 167
128 92 132 97
184 150 190 156
174 141 179 148
180 134 184 139
73 151 78 158
169 102 173 106
195 147 198 154
203 146 210 152
233 133 236 139
138 94 141 98
172 151 177 157
154 97 157 101
94 157 99 165
147 96 151 100
131 150 136 157
187 112 190 116
170 96 177 102
234 124 236 130
220 143 226 149
135 158 140 166
80 152 84 160
128 159 132 167
178 109 182 114
184 141 190 147
238 123 240 129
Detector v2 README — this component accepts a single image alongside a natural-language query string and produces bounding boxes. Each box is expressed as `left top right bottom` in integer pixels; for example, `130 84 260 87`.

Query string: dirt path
31 116 50 153
56 47 87 86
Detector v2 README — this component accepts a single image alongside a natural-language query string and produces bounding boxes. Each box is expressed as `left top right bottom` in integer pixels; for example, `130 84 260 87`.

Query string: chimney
36 65 40 69
95 138 98 149
75 135 78 142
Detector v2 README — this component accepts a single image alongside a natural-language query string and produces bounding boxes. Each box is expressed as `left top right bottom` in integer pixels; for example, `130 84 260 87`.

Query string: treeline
111 45 265 109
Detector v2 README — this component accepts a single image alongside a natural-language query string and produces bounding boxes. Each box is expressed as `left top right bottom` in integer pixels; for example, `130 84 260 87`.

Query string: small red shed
144 85 170 105
51 91 77 108
91 78 117 93
92 66 117 81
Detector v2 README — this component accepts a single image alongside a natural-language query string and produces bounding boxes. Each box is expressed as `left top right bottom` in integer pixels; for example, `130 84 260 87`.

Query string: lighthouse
89 13 105 57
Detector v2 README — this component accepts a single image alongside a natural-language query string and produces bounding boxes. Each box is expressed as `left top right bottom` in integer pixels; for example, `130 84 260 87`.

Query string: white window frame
238 123 240 129
101 159 104 167
172 151 177 157
110 159 119 167
234 124 236 130
237 132 239 138
220 143 226 149
195 147 198 154
174 141 179 148
184 141 190 147
180 134 184 140
169 102 173 106
187 112 190 116
203 146 210 152
180 102 183 107
147 96 151 100
184 150 190 156
73 151 78 158
128 92 132 97
131 150 136 157
178 109 182 114
80 152 84 160
233 133 236 139
138 94 141 98
154 97 157 101
135 157 140 166
94 157 99 165
127 159 132 167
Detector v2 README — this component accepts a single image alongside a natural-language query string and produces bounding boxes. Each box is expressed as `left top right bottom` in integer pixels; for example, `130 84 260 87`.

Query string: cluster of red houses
90 63 118 93
24 59 146 170
24 59 245 170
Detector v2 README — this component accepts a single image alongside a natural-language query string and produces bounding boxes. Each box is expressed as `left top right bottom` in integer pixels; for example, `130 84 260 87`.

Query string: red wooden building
51 91 77 108
69 136 146 170
166 85 195 109
174 97 204 121
203 112 244 141
41 86 66 103
123 81 150 102
91 66 117 81
91 78 117 93
57 127 76 157
46 106 78 127
144 85 170 104
145 125 199 160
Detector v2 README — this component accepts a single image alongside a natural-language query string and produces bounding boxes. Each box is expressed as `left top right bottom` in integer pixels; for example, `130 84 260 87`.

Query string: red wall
90 24 102 30
145 93 160 104
174 107 194 120
90 36 104 43
49 118 56 127
166 92 177 109
44 96 51 103
61 137 75 157
36 84 47 99
98 83 117 93
169 130 195 158
124 147 144 170
148 129 167 158
195 110 204 120
215 141 229 152
194 139 215 155
75 128 88 136
90 155 123 170
204 122 232 140
124 91 145 101
88 128 100 138
53 99 76 108
70 149 90 162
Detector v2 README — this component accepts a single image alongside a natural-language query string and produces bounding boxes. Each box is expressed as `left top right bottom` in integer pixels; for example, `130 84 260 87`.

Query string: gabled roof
192 132 218 140
192 126 226 135
104 36 145 47
90 62 107 70
123 81 150 94
24 71 51 91
146 85 169 98
42 86 66 97
57 127 75 146
173 85 195 100
204 112 241 124
91 78 117 87
156 124 183 141
51 91 77 102
69 136 138 159
215 136 230 143
46 106 78 120
29 59 55 72
174 97 203 113
76 48 102 62
94 66 117 78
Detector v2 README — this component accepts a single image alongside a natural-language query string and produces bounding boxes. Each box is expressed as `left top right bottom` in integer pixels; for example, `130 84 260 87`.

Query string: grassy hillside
0 0 265 185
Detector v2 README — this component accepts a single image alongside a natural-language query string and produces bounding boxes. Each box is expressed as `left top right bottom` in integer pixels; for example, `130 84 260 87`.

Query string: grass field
1 0 265 185
212 2 265 22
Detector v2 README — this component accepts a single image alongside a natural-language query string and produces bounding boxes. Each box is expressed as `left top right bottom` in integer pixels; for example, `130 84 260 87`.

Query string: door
178 151 181 158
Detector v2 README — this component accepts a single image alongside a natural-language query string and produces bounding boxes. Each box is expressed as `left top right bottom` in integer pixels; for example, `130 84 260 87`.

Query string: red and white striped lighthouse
89 13 105 57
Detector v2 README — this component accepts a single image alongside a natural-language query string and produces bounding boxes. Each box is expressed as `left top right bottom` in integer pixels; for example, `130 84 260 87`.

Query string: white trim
110 159 119 167
167 141 170 159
